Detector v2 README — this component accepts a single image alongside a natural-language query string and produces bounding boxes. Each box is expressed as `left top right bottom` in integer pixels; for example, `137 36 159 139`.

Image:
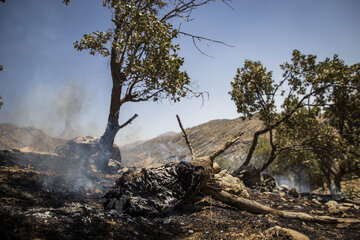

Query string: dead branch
208 130 245 162
176 114 195 160
179 31 234 58
202 186 360 224
178 31 234 48
119 114 138 129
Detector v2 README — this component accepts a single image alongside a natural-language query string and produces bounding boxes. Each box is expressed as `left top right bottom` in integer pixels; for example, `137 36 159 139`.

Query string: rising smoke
1 80 104 140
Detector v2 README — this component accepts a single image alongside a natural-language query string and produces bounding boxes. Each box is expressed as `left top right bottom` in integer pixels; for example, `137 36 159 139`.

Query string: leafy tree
277 109 359 193
66 0 230 169
231 50 331 174
231 50 360 192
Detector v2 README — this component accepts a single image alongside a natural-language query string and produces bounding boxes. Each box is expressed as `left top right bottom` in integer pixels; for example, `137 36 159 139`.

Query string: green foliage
230 61 275 124
231 50 360 191
73 0 194 103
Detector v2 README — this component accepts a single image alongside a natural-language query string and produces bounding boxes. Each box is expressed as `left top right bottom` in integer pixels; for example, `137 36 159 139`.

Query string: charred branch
202 186 360 224
119 113 138 129
208 130 245 162
176 114 195 160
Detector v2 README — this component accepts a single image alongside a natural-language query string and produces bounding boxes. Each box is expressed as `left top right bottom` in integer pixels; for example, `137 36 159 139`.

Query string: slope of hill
0 123 66 152
121 117 263 168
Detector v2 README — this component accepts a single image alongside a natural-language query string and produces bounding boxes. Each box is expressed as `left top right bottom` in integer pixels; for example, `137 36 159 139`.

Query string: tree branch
119 114 138 129
202 186 360 224
176 114 195 160
209 130 245 162
179 31 235 47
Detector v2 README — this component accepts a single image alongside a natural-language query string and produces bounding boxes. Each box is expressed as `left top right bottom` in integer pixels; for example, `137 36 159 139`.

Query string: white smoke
2 80 104 140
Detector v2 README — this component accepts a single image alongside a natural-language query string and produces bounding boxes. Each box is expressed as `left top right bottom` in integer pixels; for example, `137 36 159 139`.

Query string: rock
214 170 250 198
325 200 338 207
328 206 341 214
337 206 351 211
343 203 354 207
264 226 310 240
311 198 322 205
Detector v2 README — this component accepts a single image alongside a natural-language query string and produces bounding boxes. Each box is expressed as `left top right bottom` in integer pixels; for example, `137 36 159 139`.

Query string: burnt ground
0 152 360 239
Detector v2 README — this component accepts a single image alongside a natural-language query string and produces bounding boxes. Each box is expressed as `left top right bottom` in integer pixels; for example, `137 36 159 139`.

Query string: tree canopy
231 50 360 192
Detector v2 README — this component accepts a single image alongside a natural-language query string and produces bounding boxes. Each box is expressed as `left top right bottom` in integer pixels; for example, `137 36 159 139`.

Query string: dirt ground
1 152 360 240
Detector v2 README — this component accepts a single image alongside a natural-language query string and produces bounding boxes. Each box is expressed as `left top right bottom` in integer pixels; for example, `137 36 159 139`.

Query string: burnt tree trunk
97 48 123 169
98 47 138 170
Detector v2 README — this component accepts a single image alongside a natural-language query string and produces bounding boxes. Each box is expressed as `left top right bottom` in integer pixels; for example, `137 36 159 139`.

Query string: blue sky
1 0 360 145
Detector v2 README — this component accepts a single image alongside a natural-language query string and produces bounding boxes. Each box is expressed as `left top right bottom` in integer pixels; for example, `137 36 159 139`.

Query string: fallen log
202 186 360 224
103 115 360 225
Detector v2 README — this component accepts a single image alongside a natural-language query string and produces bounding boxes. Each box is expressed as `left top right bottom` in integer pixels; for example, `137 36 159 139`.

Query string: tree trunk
260 129 276 172
98 47 124 170
241 131 261 167
334 174 342 193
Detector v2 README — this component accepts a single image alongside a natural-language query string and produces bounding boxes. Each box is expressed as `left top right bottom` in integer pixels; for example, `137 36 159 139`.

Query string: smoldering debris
104 161 203 215
1 134 123 193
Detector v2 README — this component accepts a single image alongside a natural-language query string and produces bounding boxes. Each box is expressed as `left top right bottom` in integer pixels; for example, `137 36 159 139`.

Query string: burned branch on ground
104 115 360 226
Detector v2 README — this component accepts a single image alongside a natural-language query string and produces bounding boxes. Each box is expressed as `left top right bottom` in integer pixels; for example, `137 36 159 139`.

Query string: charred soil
0 151 360 240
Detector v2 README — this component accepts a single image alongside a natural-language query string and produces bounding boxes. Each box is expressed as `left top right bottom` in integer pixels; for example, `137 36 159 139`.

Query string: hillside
0 123 66 152
121 117 263 168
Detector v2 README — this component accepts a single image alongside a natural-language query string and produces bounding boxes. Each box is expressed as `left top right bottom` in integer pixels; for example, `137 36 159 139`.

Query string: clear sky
1 0 360 145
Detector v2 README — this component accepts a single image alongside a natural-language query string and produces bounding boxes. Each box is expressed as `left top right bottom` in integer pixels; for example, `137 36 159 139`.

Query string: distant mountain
0 123 67 152
121 117 263 168
0 118 263 169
